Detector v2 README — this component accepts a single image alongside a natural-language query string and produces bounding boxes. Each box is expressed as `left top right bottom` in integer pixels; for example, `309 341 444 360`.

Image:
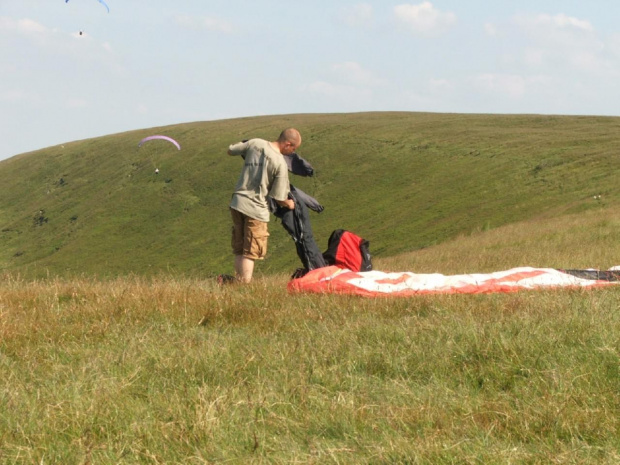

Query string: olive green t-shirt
228 139 290 222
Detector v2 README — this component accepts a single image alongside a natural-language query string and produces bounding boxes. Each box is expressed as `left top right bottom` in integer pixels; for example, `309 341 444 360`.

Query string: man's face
282 140 300 155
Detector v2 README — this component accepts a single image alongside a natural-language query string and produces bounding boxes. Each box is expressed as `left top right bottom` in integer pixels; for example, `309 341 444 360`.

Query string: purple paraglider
138 135 181 151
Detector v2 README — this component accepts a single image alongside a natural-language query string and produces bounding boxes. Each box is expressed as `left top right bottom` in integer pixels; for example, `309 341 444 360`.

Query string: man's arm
275 198 295 209
228 140 249 156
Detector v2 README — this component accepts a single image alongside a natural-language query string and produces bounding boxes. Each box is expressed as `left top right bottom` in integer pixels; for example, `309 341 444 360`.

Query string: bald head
276 128 302 155
278 128 301 145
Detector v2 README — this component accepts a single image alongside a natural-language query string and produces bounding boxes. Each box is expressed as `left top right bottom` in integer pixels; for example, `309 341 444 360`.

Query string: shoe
217 274 237 285
291 268 308 279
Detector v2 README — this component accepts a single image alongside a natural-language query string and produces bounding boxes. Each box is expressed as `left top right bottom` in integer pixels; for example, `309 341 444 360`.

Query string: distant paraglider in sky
138 135 181 151
97 0 110 13
65 0 110 14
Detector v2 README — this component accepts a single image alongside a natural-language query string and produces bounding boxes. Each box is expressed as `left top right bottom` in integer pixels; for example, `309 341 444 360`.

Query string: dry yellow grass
2 208 620 463
378 206 620 273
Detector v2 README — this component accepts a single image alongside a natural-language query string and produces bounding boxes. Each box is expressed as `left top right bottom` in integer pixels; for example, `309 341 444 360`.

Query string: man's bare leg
235 255 255 283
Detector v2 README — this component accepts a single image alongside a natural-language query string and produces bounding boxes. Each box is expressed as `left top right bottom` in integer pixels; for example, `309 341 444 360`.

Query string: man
222 128 301 283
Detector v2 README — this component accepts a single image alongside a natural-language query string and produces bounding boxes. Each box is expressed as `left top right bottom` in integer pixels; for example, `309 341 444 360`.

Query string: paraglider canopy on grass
288 266 620 296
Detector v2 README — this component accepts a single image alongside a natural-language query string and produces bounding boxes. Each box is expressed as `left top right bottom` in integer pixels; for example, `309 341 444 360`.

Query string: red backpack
322 229 372 272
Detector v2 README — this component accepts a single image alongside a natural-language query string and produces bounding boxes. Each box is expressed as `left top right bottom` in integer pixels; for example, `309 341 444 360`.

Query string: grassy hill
2 208 620 462
3 113 620 462
1 112 620 278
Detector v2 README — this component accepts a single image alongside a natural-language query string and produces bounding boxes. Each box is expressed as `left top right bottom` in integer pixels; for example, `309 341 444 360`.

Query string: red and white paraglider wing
288 266 620 296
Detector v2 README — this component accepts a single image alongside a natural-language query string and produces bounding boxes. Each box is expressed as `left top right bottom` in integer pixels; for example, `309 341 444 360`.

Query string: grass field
2 112 620 278
2 206 620 463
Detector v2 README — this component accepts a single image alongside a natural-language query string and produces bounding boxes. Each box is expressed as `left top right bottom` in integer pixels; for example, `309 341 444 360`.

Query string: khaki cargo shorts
230 208 269 260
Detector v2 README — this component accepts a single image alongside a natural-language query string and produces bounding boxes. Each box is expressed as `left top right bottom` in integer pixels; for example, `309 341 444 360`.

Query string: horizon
4 1 620 161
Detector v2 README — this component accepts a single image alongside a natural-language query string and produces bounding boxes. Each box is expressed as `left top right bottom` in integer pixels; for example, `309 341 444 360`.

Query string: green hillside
1 112 619 278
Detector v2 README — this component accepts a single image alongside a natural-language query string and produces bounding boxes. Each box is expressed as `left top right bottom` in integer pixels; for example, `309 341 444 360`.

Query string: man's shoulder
247 138 269 149
244 139 286 169
259 142 285 163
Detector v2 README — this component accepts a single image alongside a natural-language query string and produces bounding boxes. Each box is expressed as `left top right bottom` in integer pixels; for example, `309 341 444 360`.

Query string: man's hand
276 198 295 210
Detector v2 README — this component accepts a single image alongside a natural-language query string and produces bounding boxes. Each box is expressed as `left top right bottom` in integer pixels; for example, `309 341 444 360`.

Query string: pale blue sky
2 0 620 160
